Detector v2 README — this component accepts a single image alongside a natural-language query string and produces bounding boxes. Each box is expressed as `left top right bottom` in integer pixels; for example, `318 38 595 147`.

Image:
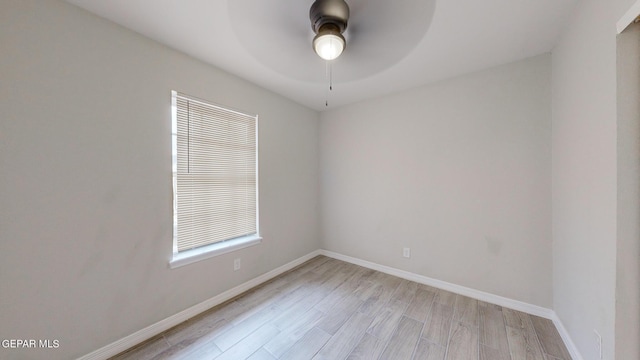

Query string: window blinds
173 92 258 252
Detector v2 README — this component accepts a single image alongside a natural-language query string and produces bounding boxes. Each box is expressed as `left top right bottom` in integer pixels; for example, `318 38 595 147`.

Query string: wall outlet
594 329 602 359
233 258 241 271
403 247 411 258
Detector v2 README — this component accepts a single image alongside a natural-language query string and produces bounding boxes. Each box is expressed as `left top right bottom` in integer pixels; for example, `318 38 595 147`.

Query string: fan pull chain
329 61 333 91
325 61 333 107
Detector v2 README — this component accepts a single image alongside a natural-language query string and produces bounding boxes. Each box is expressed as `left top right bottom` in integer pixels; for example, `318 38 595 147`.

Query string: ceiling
65 0 579 111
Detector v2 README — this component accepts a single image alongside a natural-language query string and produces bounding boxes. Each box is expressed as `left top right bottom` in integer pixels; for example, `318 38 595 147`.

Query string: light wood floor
110 256 572 360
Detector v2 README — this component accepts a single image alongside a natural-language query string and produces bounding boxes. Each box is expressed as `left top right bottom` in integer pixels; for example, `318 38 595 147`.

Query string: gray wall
551 0 637 359
320 55 552 307
0 1 320 359
616 20 640 360
3 0 640 359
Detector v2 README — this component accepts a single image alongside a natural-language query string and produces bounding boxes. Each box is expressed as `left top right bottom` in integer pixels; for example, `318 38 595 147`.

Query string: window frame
169 91 261 269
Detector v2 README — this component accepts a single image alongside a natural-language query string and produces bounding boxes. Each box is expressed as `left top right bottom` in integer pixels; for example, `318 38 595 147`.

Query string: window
170 91 260 268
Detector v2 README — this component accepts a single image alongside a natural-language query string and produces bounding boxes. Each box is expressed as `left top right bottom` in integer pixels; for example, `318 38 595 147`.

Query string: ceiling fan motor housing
309 0 349 34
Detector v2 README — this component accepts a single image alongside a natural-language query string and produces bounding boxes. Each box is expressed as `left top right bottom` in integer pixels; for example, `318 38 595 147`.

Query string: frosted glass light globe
313 34 345 60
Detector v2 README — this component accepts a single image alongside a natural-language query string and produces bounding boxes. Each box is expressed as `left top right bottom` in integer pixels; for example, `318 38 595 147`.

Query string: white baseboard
550 313 585 360
617 0 640 33
76 250 321 360
318 249 584 360
78 248 583 360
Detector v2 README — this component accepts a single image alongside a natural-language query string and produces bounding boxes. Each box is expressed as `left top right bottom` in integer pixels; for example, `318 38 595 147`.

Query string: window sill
170 235 262 269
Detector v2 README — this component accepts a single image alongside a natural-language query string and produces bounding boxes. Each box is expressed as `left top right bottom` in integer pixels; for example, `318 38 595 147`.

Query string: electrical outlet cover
594 329 602 359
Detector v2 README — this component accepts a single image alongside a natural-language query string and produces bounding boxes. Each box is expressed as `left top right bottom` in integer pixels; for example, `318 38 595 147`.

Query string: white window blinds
172 91 258 253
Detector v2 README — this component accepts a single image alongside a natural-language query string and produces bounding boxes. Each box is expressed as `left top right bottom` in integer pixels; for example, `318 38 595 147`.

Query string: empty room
1 0 638 359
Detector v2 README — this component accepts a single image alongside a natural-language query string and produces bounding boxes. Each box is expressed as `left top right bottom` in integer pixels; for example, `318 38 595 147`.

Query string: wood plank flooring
109 256 572 360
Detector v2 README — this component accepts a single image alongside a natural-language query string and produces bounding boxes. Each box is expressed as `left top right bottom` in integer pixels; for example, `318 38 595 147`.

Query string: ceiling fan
309 0 350 60
228 0 435 84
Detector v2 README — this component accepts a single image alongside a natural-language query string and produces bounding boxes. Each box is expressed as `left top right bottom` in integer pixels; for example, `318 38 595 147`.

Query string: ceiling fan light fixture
309 0 349 60
313 25 345 60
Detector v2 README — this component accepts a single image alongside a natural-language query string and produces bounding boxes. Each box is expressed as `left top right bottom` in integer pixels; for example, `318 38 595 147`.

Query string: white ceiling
65 0 579 111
